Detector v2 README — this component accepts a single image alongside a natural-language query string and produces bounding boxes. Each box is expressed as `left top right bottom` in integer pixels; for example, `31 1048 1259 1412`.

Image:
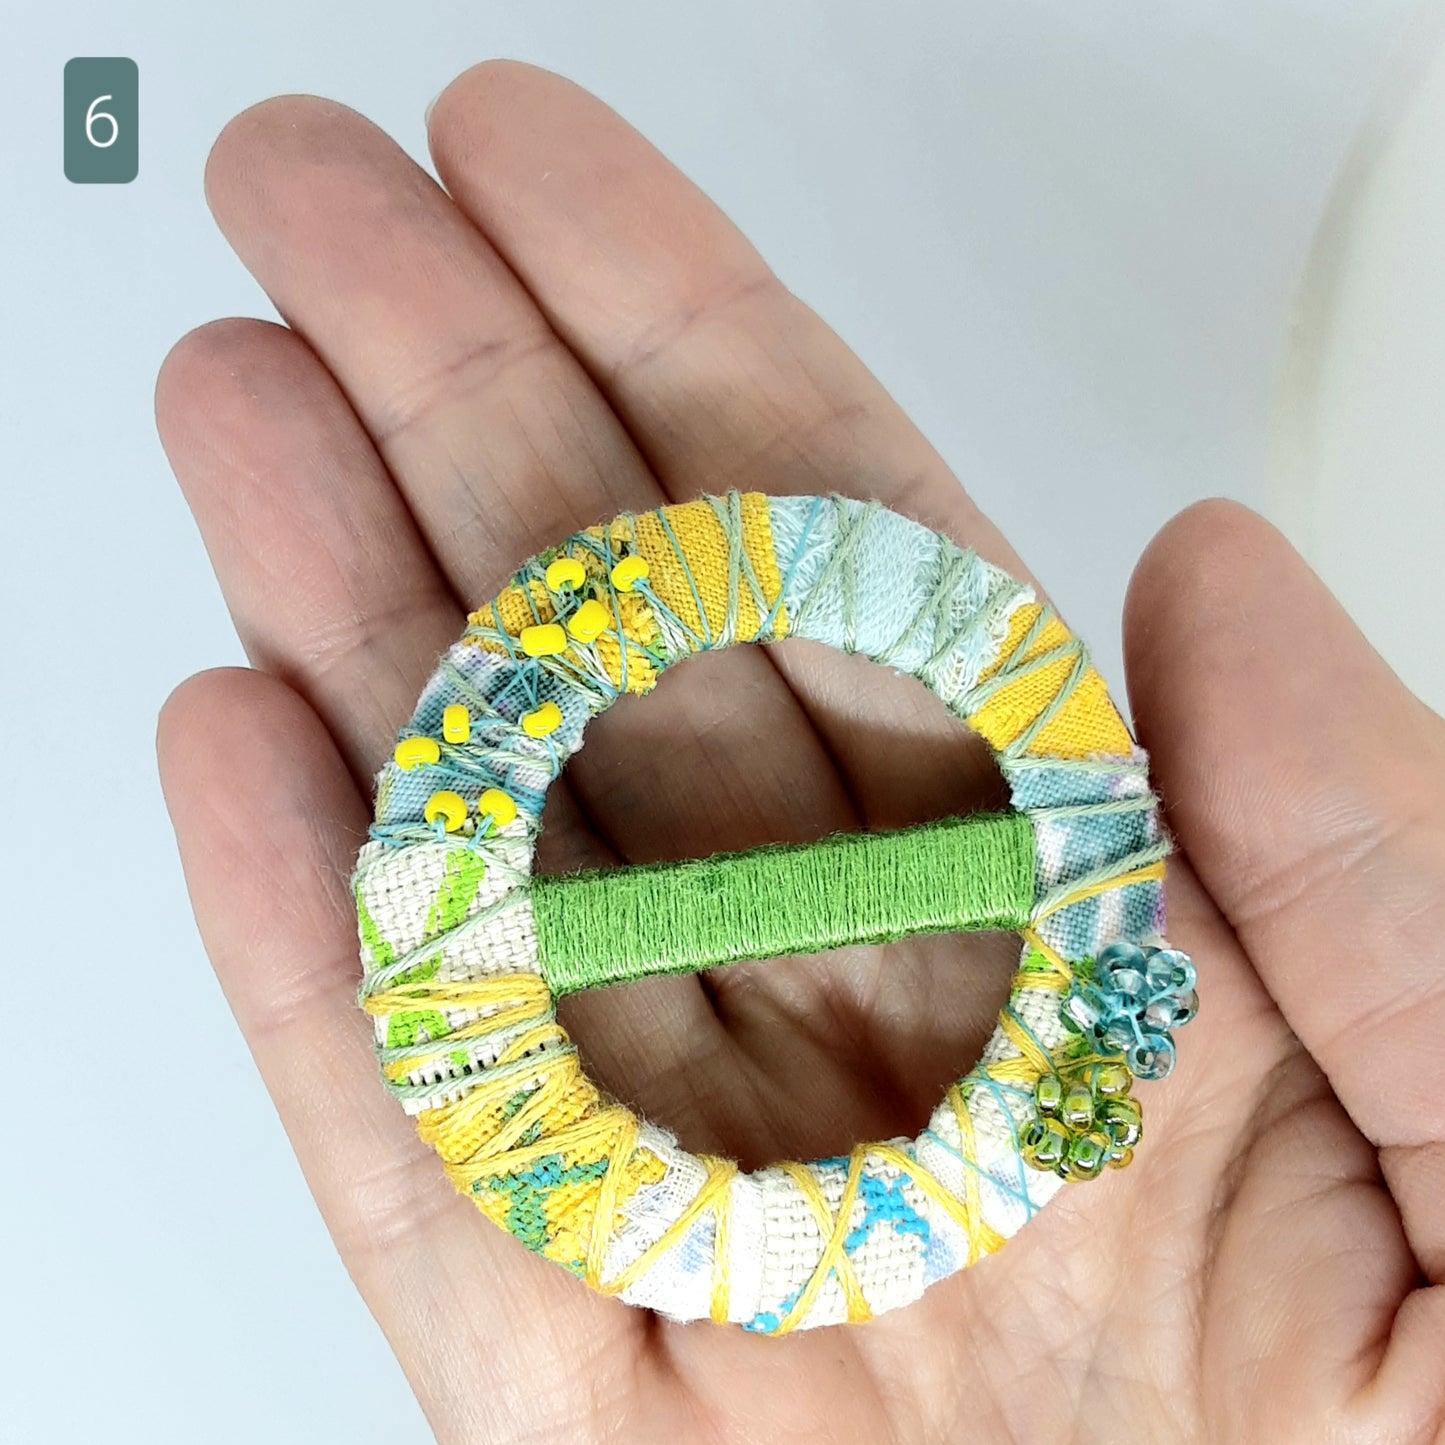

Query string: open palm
156 62 1445 1444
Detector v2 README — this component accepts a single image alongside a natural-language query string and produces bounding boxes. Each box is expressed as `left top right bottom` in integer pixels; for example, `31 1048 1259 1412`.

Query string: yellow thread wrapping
969 603 1133 758
367 770 1155 1323
364 974 552 1081
1033 861 1167 922
600 1155 738 1301
870 1137 1005 1262
634 494 789 646
709 1165 734 1324
411 1024 666 1277
996 1009 1059 1077
775 1159 872 1333
368 955 1028 1320
947 1097 991 1264
366 753 1157 1323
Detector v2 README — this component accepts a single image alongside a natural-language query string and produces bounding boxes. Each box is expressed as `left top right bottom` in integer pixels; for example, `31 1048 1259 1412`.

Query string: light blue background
0 4 1428 1441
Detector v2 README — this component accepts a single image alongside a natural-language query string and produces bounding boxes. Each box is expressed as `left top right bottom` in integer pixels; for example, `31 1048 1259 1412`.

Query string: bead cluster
391 553 653 836
1020 943 1196 1183
393 711 521 835
1020 1060 1142 1180
519 554 651 657
1061 942 1198 1083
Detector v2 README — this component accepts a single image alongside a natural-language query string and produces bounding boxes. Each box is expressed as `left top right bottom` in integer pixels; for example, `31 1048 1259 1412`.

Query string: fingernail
424 89 444 127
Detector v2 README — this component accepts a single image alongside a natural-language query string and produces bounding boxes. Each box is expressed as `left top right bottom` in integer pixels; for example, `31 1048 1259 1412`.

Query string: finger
203 94 655 598
1124 500 1445 1285
156 666 650 1440
155 317 462 779
427 62 1037 825
427 64 1022 565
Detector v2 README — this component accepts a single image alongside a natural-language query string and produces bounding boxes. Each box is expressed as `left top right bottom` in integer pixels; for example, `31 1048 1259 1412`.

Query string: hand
156 62 1445 1444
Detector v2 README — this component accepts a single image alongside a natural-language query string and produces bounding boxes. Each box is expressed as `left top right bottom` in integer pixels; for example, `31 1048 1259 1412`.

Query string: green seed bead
1065 1130 1112 1181
1034 1073 1064 1116
1092 1062 1133 1099
1061 1083 1096 1131
1107 1144 1135 1170
1097 1097 1143 1149
1021 1117 1071 1172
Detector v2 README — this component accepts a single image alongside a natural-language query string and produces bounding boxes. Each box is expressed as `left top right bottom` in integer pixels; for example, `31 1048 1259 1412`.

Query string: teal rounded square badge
65 58 138 184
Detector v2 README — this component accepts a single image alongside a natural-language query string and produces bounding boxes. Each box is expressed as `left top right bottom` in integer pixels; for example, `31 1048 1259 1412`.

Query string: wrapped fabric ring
353 492 1196 1334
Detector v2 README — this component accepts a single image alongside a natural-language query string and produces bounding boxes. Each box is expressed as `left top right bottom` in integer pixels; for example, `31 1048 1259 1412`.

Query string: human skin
154 60 1445 1445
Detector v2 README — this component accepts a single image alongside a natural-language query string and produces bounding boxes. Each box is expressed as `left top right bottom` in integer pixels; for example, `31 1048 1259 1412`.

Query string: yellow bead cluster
391 705 519 835
519 555 651 658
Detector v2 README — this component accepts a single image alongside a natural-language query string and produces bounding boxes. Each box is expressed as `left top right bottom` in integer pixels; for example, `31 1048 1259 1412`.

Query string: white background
1 4 1440 1441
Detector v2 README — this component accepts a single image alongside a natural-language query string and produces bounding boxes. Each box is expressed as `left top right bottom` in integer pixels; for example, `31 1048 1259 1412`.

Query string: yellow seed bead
545 556 586 591
610 555 650 592
477 788 518 829
442 704 471 745
393 736 441 771
520 622 567 657
423 790 468 832
566 598 610 644
521 701 563 738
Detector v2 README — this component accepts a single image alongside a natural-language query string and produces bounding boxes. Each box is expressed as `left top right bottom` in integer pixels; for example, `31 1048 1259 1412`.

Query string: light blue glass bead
1095 941 1141 973
1171 989 1199 1027
1143 997 1177 1032
1127 1033 1176 1082
1145 948 1193 994
1104 1017 1137 1052
1103 961 1147 999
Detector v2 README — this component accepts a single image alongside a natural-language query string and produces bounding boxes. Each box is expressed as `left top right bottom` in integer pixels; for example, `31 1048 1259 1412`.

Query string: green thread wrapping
533 810 1036 996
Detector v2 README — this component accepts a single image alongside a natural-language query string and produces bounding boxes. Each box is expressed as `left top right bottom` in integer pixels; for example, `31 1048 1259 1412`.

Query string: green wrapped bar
532 810 1036 995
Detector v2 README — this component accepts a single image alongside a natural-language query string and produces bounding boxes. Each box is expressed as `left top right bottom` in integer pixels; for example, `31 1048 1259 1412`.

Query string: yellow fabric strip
969 603 1133 758
634 493 789 647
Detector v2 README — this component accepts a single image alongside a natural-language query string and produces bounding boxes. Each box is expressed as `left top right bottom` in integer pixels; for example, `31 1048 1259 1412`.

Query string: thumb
1124 500 1445 1282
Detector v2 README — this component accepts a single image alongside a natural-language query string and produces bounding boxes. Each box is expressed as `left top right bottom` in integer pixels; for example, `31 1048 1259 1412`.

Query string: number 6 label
65 58 137 183
86 96 120 149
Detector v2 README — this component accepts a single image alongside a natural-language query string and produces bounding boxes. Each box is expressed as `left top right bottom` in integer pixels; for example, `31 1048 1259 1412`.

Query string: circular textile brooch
353 492 1195 1334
